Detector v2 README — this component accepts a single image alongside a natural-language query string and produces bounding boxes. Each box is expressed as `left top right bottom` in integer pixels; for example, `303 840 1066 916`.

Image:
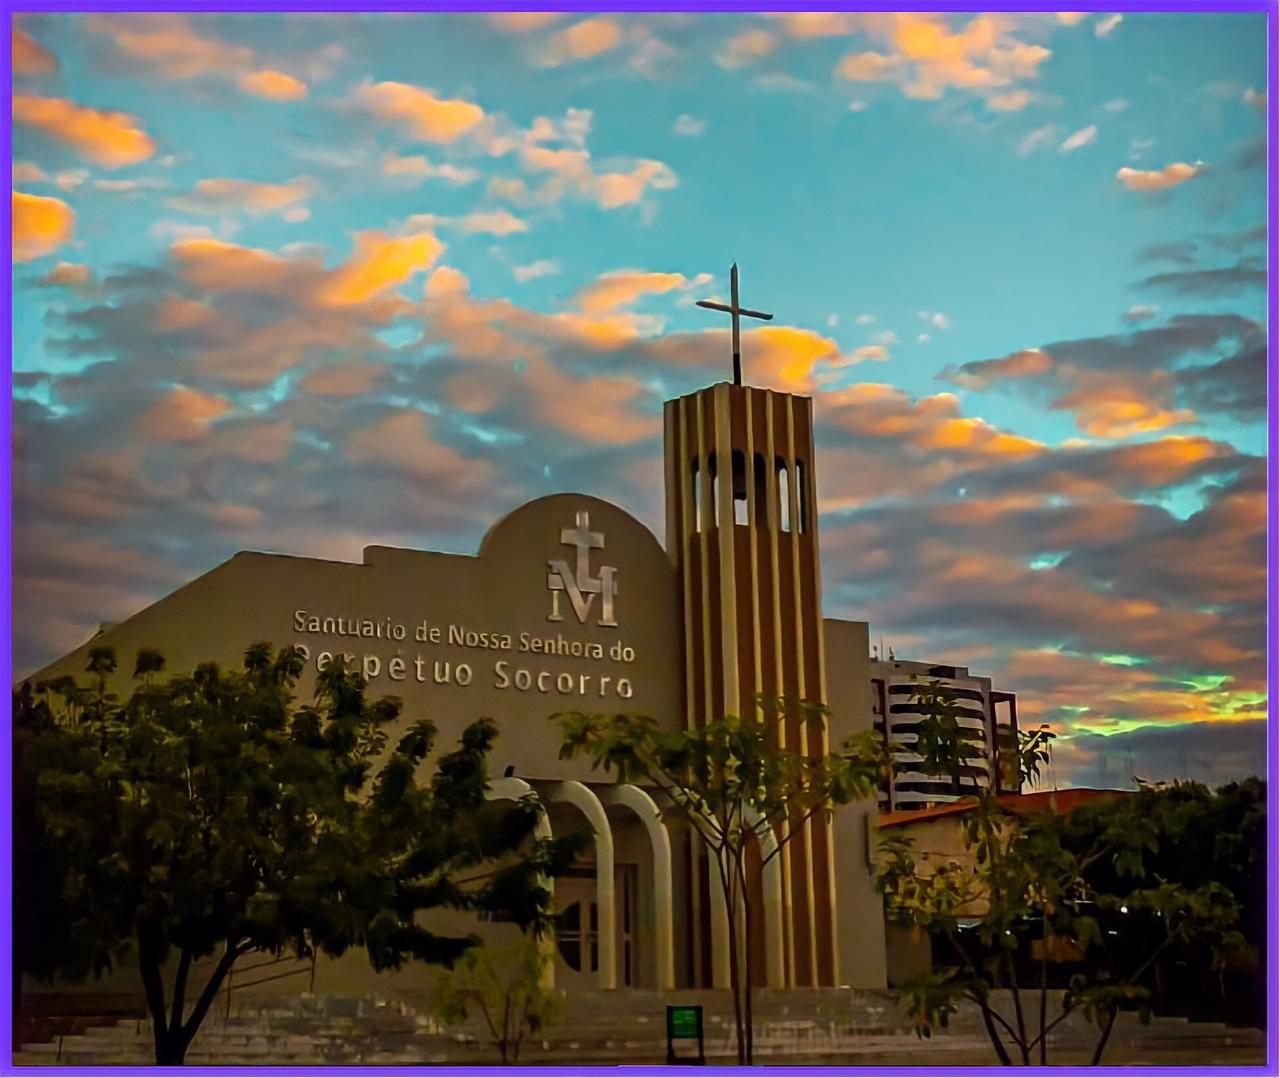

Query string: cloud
541 17 623 65
319 230 444 306
40 261 93 289
941 314 1264 436
171 177 313 219
986 89 1032 111
1116 161 1202 192
1103 97 1129 111
1056 720 1264 788
381 151 479 186
1122 304 1159 324
237 69 308 100
459 210 529 236
488 12 563 32
13 27 57 74
1094 13 1123 37
1242 88 1265 111
716 28 777 68
1055 13 1089 26
576 270 695 315
298 360 389 398
1018 124 1059 156
13 94 156 168
1059 124 1097 152
918 310 950 330
513 258 560 283
673 114 706 136
12 190 75 262
13 161 47 184
1137 265 1267 297
83 14 313 100
138 386 231 441
837 51 896 82
354 80 486 142
833 13 1053 107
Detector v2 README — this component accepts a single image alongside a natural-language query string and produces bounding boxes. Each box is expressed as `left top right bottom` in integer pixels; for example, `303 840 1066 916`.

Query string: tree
876 726 1245 1065
435 936 559 1063
553 697 885 1064
910 679 987 797
1061 778 1266 1026
17 643 573 1064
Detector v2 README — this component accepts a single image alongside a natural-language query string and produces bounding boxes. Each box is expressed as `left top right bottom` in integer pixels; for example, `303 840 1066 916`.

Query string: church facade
25 381 893 997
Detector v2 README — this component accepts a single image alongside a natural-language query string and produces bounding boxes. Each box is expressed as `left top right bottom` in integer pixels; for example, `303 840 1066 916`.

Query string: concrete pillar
484 777 555 989
599 784 675 990
541 780 616 990
747 810 787 989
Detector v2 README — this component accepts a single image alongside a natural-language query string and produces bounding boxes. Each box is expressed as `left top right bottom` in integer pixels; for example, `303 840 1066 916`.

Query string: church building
25 376 997 999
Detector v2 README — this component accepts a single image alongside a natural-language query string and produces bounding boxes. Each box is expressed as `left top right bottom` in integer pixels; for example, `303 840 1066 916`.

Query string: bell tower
662 379 837 989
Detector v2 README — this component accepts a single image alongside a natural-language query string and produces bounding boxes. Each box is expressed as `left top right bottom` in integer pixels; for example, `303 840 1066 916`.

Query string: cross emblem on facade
547 511 618 626
696 263 774 387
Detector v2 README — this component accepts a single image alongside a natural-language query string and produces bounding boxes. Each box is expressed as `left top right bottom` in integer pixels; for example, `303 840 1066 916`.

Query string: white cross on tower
696 263 774 386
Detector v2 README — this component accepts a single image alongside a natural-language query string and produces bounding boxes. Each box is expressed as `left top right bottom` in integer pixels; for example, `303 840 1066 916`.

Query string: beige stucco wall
25 493 684 785
822 617 887 990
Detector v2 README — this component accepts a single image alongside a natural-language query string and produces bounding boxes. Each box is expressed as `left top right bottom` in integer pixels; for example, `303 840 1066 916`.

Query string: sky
10 11 1270 789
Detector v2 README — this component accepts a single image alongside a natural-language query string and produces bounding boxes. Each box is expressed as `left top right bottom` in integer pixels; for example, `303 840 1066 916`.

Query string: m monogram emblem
547 511 619 627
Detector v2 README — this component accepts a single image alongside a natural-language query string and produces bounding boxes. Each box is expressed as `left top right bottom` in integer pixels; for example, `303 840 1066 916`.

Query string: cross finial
696 263 773 386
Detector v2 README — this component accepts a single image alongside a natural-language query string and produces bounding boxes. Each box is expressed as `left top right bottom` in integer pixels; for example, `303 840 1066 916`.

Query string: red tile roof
878 787 1125 829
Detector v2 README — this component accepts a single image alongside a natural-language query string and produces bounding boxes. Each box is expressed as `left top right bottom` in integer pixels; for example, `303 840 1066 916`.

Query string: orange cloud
717 28 777 67
299 360 390 398
835 13 1052 105
489 12 563 32
41 261 92 288
594 160 678 208
355 80 486 142
13 28 57 74
12 190 75 262
13 94 155 168
1116 162 1202 192
171 237 301 294
346 409 490 485
577 270 689 314
138 386 231 441
176 176 312 218
543 17 623 65
747 325 845 393
85 15 311 101
320 230 443 306
84 13 251 79
1057 389 1197 439
238 69 308 100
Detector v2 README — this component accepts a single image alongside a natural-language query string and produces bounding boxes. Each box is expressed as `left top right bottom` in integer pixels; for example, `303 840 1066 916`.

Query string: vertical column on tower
662 382 837 988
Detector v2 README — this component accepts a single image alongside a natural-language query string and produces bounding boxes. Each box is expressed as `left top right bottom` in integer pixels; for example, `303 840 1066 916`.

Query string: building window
777 460 791 533
692 458 702 533
795 458 809 534
732 449 748 526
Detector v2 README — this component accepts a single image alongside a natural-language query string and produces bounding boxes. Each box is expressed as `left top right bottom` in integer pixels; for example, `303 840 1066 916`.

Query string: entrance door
553 866 638 991
554 874 599 992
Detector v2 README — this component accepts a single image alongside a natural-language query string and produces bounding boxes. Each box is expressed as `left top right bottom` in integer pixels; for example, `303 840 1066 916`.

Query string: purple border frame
1 2 1276 1075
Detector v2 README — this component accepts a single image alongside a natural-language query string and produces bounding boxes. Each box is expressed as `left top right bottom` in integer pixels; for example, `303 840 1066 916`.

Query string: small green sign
668 1006 701 1040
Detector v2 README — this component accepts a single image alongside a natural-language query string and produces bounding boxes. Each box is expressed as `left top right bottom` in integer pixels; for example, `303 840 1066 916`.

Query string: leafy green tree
435 935 559 1063
17 644 572 1064
910 679 987 797
553 697 885 1064
876 728 1245 1065
1062 778 1266 1025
